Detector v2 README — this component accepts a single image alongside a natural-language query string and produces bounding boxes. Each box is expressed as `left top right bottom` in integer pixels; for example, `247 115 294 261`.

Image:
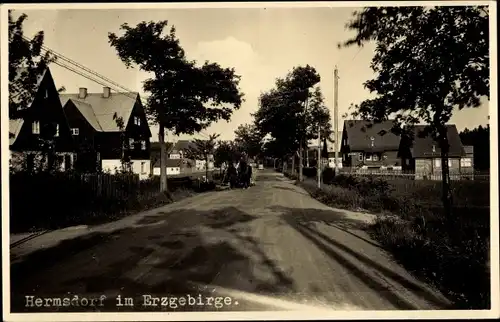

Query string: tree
234 123 264 161
459 124 490 171
9 11 66 173
254 65 332 180
185 133 220 181
339 6 489 221
108 20 244 191
214 140 241 168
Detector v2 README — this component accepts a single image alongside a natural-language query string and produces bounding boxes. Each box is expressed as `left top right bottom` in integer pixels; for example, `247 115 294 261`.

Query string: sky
9 5 490 142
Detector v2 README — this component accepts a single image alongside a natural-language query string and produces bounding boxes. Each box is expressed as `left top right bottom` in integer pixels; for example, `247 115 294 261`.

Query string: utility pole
334 66 339 176
317 123 321 188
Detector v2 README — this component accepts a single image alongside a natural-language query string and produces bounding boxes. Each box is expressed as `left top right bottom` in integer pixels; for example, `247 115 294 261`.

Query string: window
448 159 453 167
140 161 146 174
32 121 40 134
365 153 373 161
434 158 441 168
134 116 141 126
141 140 146 150
129 138 135 149
55 124 59 137
432 145 436 152
44 89 49 99
373 153 379 162
71 128 79 136
358 153 364 161
461 158 472 167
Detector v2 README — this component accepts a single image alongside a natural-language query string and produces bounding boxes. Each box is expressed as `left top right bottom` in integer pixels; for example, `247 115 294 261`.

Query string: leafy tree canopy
108 20 245 135
340 6 489 140
254 65 332 159
234 123 264 159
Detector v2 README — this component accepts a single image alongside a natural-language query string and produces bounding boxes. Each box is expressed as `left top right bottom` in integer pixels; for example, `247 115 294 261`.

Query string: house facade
341 120 402 171
170 139 215 171
399 125 473 180
9 67 75 172
60 87 152 179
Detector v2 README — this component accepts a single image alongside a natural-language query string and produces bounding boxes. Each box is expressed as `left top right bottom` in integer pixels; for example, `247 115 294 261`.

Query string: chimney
103 86 111 98
78 87 87 99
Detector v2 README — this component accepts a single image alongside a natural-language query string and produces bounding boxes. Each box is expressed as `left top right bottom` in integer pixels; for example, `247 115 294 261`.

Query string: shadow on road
11 206 295 312
274 206 453 310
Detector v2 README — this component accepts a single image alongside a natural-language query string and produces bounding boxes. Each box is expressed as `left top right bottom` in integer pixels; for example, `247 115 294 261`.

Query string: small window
134 116 141 126
140 161 146 174
129 138 135 149
461 158 472 167
141 140 146 150
366 153 372 161
434 158 441 168
358 153 363 161
432 145 436 153
32 121 40 134
71 128 79 136
45 89 49 99
373 153 379 161
448 159 453 167
55 124 59 137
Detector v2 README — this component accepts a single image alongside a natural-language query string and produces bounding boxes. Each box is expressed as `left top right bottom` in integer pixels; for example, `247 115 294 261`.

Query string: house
150 141 191 176
9 67 75 172
398 124 472 180
341 120 402 170
171 139 215 170
60 87 152 179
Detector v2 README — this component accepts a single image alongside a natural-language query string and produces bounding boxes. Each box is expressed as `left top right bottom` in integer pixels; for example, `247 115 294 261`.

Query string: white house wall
153 167 181 176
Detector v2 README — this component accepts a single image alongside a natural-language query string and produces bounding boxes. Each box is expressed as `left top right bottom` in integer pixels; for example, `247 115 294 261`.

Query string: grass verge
294 172 490 310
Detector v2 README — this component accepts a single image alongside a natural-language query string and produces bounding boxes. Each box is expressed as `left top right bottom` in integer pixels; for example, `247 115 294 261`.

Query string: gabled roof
63 99 103 131
9 67 50 146
59 92 139 132
344 120 401 151
9 119 24 146
409 125 465 158
9 67 47 107
172 140 197 152
150 141 174 152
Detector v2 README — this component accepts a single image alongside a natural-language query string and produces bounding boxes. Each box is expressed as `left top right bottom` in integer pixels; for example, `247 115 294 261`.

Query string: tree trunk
299 141 303 181
159 124 168 192
291 155 295 177
438 127 453 222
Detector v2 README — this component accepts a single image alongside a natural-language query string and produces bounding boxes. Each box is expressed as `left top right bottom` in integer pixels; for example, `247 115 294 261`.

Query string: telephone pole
334 66 339 175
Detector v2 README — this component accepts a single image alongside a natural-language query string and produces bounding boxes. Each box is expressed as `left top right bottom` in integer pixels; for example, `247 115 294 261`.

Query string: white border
1 1 499 321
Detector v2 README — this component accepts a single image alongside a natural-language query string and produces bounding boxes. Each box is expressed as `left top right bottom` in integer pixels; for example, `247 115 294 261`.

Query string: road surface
10 169 452 312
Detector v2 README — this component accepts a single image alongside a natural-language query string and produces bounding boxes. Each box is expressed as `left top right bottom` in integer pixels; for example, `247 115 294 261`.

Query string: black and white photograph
1 1 498 321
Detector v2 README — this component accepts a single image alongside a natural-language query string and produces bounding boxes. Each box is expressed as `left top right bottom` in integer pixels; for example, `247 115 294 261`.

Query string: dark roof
409 125 465 158
166 158 182 168
60 91 140 132
150 141 174 152
9 67 48 145
463 145 474 154
344 120 401 151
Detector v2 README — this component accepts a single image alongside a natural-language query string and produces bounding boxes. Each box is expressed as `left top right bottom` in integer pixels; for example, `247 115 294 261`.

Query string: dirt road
10 169 452 312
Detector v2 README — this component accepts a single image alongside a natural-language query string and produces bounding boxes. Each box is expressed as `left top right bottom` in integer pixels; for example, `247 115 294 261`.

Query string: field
293 171 491 309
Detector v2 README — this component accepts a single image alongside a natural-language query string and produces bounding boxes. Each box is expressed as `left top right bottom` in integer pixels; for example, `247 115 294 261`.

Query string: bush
302 167 317 178
322 167 336 184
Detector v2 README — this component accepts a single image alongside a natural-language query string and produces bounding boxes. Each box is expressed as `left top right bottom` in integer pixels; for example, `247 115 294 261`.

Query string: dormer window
32 121 40 134
134 116 141 126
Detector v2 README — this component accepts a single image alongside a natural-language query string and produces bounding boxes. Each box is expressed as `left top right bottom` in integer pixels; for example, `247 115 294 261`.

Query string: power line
23 36 212 140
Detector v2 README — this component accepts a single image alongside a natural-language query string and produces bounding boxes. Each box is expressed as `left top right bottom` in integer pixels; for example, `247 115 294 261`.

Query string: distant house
341 120 402 170
171 139 214 170
165 159 182 176
9 67 75 172
60 87 152 179
398 124 472 180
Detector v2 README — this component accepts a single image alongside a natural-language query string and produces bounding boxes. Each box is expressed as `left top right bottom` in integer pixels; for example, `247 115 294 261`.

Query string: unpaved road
10 169 452 312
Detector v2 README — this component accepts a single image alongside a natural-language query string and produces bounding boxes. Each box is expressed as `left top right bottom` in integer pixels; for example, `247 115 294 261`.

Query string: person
247 164 253 187
238 158 249 189
227 162 237 189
